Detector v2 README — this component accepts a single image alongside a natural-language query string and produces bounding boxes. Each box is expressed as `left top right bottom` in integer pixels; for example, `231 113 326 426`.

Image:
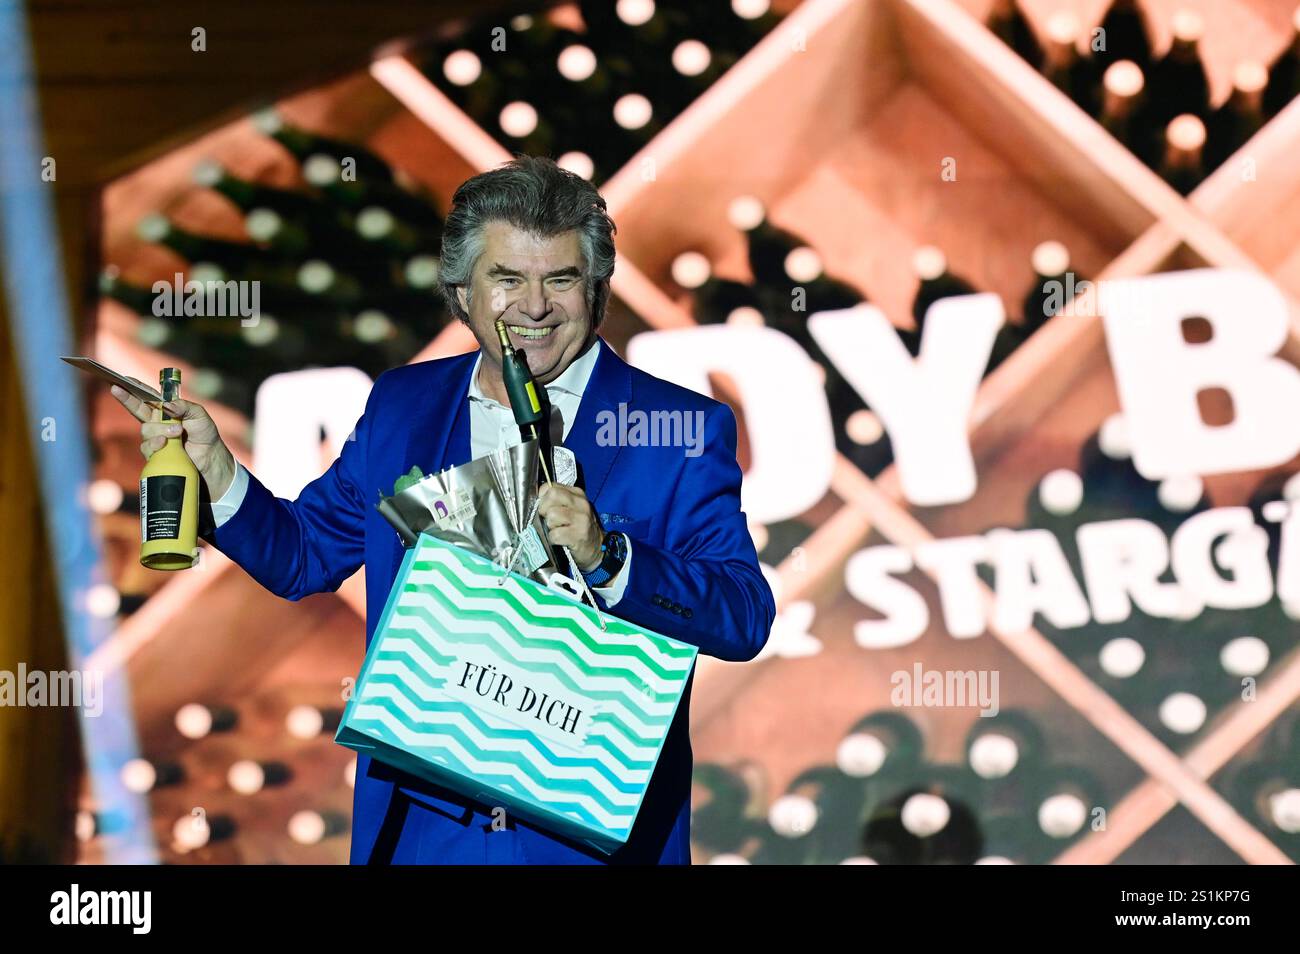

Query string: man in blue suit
114 155 775 864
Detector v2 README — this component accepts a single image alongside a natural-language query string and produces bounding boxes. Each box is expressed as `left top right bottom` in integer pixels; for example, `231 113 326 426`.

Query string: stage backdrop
75 0 1300 864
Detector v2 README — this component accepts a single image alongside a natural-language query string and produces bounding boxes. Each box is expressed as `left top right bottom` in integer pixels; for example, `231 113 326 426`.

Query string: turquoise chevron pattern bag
336 533 698 853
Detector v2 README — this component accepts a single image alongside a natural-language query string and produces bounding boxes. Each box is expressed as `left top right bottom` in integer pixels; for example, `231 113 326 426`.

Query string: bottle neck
160 376 181 423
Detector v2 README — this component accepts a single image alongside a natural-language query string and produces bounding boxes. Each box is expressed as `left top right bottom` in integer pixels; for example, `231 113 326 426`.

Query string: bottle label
140 475 187 542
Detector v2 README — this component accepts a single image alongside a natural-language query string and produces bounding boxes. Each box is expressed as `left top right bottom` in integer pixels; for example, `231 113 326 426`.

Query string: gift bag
336 532 698 854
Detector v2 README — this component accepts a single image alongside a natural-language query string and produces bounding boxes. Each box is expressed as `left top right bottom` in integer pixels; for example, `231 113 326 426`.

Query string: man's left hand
537 483 604 571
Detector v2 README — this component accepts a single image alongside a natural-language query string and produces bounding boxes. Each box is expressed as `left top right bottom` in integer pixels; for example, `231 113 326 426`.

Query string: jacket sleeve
204 371 384 601
596 401 776 662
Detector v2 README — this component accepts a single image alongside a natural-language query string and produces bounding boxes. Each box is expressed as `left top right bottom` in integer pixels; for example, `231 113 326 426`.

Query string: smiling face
457 220 596 402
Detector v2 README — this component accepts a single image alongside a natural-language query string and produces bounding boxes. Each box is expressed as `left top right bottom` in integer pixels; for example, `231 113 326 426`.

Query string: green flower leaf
392 464 424 495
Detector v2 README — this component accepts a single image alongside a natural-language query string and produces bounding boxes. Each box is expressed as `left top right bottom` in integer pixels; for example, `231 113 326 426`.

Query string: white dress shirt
210 337 631 603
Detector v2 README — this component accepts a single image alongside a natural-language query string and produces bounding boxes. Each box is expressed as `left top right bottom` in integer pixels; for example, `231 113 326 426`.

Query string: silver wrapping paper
376 439 561 585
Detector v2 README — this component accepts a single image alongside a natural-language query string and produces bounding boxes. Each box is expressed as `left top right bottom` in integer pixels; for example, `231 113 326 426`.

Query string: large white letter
627 326 834 522
253 367 373 497
809 297 1003 506
988 528 1092 634
914 535 991 638
1170 507 1273 611
1076 519 1184 622
1102 269 1300 478
844 545 929 648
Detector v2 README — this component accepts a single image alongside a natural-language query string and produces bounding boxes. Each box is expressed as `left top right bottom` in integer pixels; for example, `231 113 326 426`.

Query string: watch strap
583 530 627 587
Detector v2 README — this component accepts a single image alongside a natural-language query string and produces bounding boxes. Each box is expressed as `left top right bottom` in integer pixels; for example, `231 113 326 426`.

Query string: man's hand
537 483 604 571
111 380 238 500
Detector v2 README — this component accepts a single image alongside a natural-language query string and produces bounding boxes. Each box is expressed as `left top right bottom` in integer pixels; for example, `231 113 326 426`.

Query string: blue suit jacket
208 337 775 863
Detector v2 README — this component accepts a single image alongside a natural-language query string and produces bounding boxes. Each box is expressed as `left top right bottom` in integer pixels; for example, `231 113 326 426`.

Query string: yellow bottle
140 368 200 570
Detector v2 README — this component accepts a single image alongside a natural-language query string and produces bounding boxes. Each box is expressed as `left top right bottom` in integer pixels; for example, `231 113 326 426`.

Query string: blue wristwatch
582 530 629 587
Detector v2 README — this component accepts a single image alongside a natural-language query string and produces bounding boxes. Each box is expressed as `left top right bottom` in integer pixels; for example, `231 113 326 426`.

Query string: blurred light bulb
618 0 655 26
228 760 265 795
1099 413 1131 459
297 260 336 293
733 0 770 19
556 152 595 181
1159 692 1206 735
288 810 327 845
442 50 482 86
969 733 1019 779
784 246 823 283
286 704 325 739
557 45 597 82
405 255 440 289
902 793 950 837
120 758 157 794
727 195 765 231
87 479 124 514
1220 636 1269 677
613 93 653 130
353 310 394 344
175 703 213 740
1038 793 1087 838
1039 469 1083 515
726 306 765 327
356 206 395 240
173 812 210 850
1269 789 1300 833
672 40 711 77
75 810 97 843
241 315 279 347
671 251 711 289
836 732 887 777
768 794 818 837
1099 637 1145 678
499 102 539 138
1158 475 1203 512
846 410 884 445
86 584 121 619
912 245 947 281
302 154 340 186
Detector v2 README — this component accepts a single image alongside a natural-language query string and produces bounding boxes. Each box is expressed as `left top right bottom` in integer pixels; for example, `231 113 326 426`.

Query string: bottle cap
494 317 513 352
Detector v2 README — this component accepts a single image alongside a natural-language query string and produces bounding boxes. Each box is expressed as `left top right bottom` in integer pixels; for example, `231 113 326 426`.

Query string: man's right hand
111 379 238 500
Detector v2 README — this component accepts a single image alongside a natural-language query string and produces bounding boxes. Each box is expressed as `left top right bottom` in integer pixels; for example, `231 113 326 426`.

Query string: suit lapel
563 337 632 503
408 351 476 474
384 350 476 584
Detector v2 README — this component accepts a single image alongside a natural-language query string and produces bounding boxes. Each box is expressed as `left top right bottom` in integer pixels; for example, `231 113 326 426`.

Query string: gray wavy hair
438 155 617 327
